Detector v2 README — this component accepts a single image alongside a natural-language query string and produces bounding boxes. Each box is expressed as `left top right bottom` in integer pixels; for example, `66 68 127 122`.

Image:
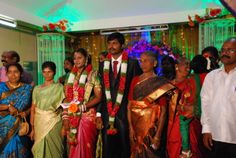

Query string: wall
0 26 37 82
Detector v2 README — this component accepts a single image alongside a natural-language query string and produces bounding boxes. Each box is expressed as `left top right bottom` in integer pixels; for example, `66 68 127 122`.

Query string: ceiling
0 0 223 32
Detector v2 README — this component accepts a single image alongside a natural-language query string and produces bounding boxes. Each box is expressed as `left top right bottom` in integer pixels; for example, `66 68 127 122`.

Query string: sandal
179 150 192 158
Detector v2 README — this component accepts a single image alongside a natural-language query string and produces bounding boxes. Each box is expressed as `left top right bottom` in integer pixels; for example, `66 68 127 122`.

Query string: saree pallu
69 108 97 158
0 82 32 158
129 76 176 158
129 101 161 158
32 83 64 158
167 77 206 158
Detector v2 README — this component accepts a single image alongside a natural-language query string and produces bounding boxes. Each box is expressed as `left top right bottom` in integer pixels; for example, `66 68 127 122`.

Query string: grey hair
141 51 157 62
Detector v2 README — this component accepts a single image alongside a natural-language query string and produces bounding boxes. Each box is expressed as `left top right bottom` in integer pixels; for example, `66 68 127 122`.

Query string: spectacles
220 48 236 54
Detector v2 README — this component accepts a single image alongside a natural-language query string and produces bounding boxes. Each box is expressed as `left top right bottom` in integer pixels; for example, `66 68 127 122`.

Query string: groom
97 32 142 158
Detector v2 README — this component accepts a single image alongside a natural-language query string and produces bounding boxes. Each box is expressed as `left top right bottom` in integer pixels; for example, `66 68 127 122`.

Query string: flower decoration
42 19 70 32
68 103 79 113
126 40 180 59
188 8 223 27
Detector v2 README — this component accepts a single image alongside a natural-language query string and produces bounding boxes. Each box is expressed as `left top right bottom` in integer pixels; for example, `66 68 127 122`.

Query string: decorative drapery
37 33 65 84
199 18 235 53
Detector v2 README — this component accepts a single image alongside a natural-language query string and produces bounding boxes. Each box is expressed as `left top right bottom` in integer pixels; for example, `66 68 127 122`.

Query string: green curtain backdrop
37 33 65 85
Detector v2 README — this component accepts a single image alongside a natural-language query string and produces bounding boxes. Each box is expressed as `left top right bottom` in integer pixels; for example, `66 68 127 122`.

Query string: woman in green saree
30 61 65 158
128 51 176 158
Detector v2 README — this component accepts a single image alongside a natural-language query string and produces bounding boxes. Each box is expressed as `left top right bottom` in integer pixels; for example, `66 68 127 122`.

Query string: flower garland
187 8 223 27
63 64 92 145
42 19 70 32
103 51 128 135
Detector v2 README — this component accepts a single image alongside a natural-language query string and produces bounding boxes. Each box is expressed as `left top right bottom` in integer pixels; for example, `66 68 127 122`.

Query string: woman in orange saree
128 51 176 158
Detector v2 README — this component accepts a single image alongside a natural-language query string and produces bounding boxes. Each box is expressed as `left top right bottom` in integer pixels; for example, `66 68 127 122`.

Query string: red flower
188 15 195 27
48 23 56 30
195 14 205 23
59 20 64 25
119 76 126 91
65 86 73 102
70 116 80 127
107 102 113 114
77 88 85 96
210 8 221 17
104 74 110 88
71 66 78 73
43 25 48 31
86 64 92 72
107 129 118 135
61 25 66 31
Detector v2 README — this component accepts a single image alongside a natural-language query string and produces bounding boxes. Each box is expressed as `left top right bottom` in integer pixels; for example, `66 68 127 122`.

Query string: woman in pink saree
62 48 102 158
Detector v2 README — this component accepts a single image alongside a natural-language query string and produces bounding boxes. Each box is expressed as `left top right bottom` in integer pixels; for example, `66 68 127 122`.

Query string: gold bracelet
153 137 161 141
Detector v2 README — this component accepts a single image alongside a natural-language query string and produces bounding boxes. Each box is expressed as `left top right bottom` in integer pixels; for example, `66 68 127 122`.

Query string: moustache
1 60 7 63
109 48 115 51
221 55 230 59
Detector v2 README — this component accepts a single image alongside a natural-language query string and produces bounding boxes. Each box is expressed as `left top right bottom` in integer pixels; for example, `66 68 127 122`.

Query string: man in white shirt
201 37 236 158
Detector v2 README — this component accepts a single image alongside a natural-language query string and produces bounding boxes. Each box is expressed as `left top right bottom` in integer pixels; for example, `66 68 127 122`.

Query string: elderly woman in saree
162 56 206 158
127 51 176 158
30 61 65 158
61 48 101 158
0 63 32 158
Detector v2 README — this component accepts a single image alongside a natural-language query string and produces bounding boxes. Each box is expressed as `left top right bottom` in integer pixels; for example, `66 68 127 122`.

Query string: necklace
7 82 22 89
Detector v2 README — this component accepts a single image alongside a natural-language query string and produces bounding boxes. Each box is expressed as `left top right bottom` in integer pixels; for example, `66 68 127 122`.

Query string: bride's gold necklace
7 82 22 89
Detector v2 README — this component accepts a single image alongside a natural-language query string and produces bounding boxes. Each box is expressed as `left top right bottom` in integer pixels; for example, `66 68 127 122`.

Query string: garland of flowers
42 19 70 32
64 64 92 145
103 51 128 135
187 8 224 27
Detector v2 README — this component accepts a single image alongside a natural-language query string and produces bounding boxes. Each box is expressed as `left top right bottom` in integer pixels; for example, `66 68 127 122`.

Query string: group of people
0 32 236 158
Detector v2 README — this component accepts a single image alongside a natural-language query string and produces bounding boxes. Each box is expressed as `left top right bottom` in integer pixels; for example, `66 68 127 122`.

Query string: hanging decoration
42 19 70 32
188 8 224 27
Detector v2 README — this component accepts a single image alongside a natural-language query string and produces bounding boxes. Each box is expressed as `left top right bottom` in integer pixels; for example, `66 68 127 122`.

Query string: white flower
116 93 123 104
104 61 110 70
67 73 75 83
121 62 127 73
79 74 87 84
71 128 77 134
105 90 111 99
109 116 115 122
